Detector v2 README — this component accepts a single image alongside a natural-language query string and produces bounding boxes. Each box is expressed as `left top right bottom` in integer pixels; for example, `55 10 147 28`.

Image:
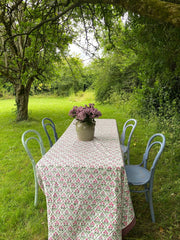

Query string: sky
69 35 101 65
69 44 94 65
69 13 128 65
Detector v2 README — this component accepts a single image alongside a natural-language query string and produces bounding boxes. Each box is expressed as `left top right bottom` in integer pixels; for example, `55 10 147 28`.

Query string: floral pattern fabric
36 119 135 240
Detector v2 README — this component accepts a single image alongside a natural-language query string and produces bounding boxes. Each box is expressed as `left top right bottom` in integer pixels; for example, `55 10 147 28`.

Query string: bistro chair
22 130 46 207
42 117 58 147
120 119 137 165
125 133 166 222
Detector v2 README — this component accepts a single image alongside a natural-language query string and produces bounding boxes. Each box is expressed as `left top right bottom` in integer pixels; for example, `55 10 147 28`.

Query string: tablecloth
36 119 135 240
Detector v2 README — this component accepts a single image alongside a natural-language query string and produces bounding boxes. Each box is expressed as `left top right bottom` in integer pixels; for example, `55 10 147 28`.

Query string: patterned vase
76 120 95 141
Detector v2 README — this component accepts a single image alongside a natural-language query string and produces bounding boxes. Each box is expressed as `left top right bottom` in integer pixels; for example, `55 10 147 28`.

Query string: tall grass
0 91 179 240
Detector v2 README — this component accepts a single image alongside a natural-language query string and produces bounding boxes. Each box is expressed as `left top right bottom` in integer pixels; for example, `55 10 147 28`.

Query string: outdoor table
36 119 136 240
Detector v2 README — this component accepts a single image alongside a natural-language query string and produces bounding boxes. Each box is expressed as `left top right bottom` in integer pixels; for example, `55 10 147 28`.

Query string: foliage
127 16 180 116
51 57 86 96
0 93 179 240
91 26 139 103
90 12 180 118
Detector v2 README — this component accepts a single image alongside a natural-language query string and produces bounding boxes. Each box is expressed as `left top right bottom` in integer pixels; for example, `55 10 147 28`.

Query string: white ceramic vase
76 121 95 141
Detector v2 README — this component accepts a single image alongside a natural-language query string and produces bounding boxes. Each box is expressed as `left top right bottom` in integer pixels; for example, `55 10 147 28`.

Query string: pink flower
77 111 86 121
69 103 102 122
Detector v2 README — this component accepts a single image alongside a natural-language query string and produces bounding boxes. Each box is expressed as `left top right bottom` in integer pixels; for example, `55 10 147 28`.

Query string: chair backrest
142 133 166 175
22 129 46 168
42 117 58 147
120 118 137 147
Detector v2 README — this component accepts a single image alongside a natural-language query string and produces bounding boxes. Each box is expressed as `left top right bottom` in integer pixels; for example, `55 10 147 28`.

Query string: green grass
0 92 179 240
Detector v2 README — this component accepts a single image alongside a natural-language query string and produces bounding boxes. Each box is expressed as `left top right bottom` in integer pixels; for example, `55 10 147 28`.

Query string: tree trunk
82 0 180 27
15 84 29 121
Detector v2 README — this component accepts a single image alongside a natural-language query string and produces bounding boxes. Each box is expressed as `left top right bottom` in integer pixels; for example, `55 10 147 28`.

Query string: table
36 119 136 240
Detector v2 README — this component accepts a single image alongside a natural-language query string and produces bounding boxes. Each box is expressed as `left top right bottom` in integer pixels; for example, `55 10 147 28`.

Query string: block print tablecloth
36 119 136 240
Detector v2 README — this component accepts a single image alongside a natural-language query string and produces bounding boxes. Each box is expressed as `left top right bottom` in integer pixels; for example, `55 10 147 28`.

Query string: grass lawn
0 92 179 240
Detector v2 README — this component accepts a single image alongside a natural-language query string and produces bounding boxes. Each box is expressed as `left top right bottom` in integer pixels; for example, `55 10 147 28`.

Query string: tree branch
3 1 81 49
0 64 17 84
80 0 180 27
27 2 81 34
63 54 77 81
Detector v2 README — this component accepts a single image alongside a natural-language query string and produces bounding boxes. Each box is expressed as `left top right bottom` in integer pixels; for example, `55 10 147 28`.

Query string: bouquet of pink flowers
69 103 102 123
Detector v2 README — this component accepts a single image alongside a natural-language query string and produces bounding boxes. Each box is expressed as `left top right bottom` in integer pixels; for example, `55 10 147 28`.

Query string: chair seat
125 165 151 185
121 144 128 153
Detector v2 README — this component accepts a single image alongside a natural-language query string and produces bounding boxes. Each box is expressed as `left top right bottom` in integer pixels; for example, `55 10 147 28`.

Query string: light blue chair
120 119 137 165
42 118 58 147
125 133 166 222
22 130 46 207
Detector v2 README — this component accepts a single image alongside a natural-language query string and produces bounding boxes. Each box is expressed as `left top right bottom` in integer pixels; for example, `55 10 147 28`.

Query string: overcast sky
69 13 128 65
68 33 101 65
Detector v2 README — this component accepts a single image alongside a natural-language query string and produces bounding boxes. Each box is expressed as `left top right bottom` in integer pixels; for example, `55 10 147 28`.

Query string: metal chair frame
22 129 46 207
42 117 58 147
125 133 166 222
120 119 137 165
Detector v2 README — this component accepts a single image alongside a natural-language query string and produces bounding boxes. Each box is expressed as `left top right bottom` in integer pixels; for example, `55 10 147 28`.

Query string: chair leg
149 190 155 222
123 151 128 165
34 172 38 207
127 151 130 165
145 185 149 202
34 179 38 207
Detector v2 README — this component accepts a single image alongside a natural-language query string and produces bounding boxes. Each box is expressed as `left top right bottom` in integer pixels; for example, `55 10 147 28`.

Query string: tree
0 0 80 120
90 30 139 103
0 0 120 120
0 0 179 121
123 14 180 116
